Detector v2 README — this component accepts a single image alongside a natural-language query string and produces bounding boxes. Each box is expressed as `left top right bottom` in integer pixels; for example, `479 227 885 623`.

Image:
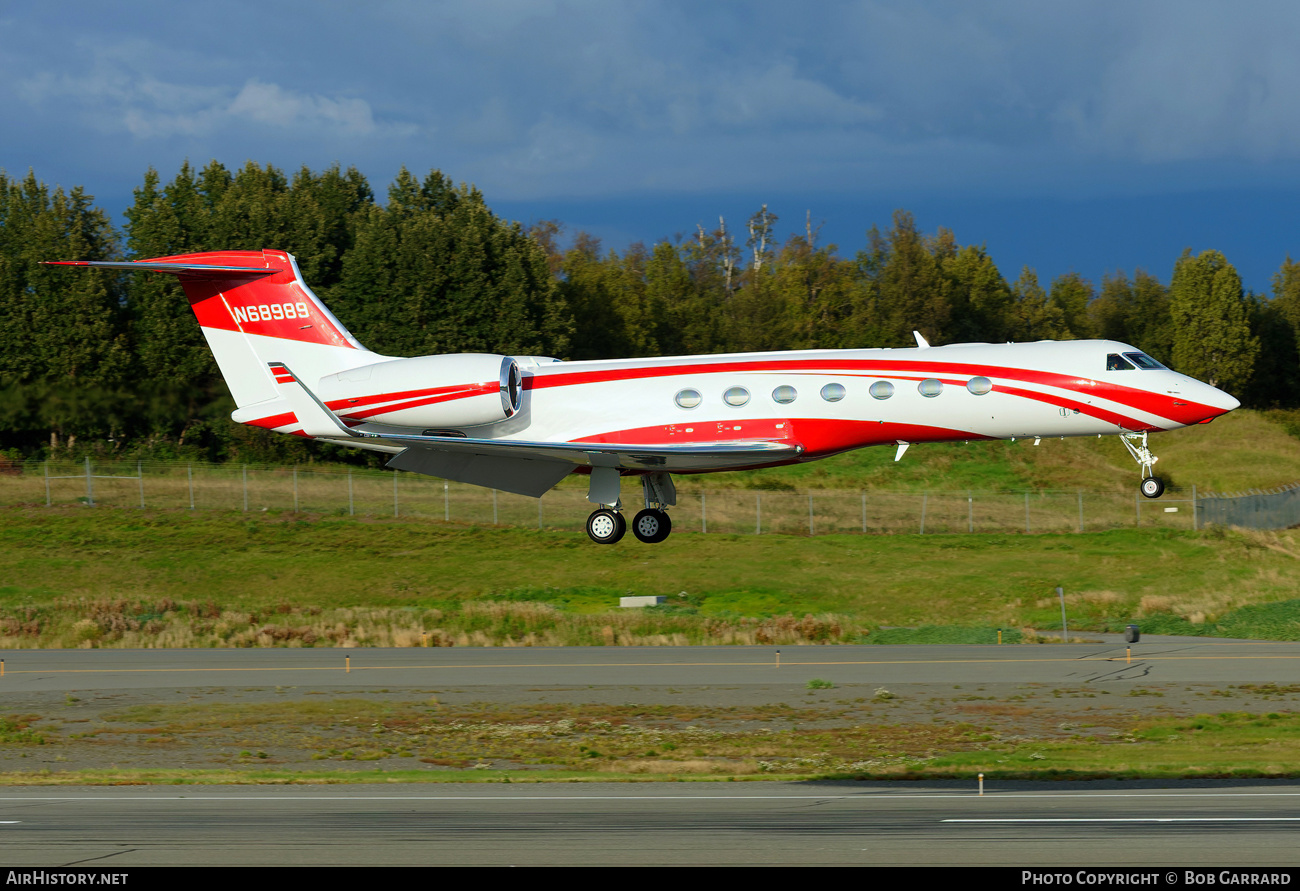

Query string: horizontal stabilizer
45 260 279 279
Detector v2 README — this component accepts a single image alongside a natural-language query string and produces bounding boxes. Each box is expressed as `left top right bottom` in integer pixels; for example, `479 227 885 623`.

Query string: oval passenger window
820 383 846 402
723 386 750 406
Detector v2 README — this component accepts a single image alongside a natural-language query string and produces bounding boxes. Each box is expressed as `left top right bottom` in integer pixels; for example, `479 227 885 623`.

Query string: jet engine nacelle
319 353 522 429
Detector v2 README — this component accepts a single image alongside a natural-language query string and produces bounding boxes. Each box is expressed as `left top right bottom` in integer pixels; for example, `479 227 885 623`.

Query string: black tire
586 509 626 544
631 508 672 543
1140 477 1165 499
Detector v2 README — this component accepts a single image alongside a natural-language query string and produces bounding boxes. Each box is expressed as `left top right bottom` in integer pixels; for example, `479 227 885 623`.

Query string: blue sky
3 0 1299 293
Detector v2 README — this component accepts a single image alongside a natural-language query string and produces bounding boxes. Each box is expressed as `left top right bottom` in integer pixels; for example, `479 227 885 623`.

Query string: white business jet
49 250 1240 544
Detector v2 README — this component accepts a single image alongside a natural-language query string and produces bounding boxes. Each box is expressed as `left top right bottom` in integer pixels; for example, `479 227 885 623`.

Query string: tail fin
47 249 381 408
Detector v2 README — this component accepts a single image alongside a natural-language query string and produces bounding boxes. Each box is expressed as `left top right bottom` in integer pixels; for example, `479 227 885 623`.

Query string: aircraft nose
1200 381 1240 417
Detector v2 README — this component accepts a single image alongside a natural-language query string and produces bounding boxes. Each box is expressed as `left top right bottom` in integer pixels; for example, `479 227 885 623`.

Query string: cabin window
674 388 702 409
918 378 943 397
869 381 895 400
772 385 798 405
723 386 750 407
1107 354 1135 371
820 383 846 402
1124 352 1164 370
966 376 992 396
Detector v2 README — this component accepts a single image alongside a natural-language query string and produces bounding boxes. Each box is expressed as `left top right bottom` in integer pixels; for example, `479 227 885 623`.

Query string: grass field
3 407 1299 785
5 685 1300 784
2 504 1299 648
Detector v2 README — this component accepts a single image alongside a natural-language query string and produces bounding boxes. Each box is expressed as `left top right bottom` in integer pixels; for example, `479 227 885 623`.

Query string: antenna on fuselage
913 331 930 348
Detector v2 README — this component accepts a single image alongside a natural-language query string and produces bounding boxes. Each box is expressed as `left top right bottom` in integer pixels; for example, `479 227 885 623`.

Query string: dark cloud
2 1 1298 289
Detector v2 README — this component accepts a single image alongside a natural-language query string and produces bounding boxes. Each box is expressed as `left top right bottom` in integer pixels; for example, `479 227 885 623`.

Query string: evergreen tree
0 170 128 453
871 210 951 346
1007 267 1066 341
942 244 1012 343
334 169 571 358
1048 271 1095 339
1168 249 1258 393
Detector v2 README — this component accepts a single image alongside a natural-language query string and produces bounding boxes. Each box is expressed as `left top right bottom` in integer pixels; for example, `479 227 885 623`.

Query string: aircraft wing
372 435 798 498
267 362 801 497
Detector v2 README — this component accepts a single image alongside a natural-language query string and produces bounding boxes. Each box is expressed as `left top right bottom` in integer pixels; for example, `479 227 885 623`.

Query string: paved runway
2 781 1299 866
2 640 1297 866
1 638 1295 692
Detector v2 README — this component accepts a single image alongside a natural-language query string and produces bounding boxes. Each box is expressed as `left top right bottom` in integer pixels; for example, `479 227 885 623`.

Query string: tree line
0 162 1295 464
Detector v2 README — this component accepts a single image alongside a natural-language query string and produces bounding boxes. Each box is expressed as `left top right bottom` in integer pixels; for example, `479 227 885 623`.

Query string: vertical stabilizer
48 250 385 408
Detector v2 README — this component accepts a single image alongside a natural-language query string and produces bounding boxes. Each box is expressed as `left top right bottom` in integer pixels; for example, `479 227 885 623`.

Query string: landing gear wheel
586 509 626 544
631 508 672 543
1140 477 1165 499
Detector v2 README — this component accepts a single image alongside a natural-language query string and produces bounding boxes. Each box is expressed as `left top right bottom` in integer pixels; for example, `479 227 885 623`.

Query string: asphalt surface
1 781 1299 866
1 639 1297 867
1 637 1295 692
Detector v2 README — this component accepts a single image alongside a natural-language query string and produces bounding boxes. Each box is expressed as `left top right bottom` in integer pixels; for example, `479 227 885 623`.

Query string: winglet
913 330 930 348
267 363 357 438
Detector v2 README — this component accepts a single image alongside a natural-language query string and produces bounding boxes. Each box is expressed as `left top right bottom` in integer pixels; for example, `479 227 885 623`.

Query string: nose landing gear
1123 432 1165 499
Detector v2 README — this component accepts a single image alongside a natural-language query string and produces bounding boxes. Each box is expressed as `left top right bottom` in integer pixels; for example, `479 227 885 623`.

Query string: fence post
44 461 50 507
861 491 866 534
137 460 144 509
393 472 399 518
538 496 543 530
188 464 194 510
808 493 814 536
1024 491 1030 533
493 489 498 525
444 480 449 521
756 492 762 535
701 491 707 534
968 491 973 533
242 465 248 512
293 466 299 513
84 456 93 506
348 469 354 516
920 493 927 534
1192 484 1198 531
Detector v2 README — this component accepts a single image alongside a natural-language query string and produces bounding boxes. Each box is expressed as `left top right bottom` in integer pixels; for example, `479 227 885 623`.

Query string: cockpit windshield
1106 352 1165 371
1124 352 1164 370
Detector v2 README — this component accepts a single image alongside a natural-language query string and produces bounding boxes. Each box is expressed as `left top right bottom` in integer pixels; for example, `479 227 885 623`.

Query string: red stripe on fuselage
573 418 993 457
326 381 498 420
525 358 1214 424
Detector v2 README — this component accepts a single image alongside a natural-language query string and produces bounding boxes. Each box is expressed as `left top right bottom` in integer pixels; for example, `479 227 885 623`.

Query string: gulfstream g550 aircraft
49 249 1239 544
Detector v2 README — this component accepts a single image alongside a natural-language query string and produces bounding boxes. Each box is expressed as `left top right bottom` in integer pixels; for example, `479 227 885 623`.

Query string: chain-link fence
0 458 1243 534
1198 483 1300 531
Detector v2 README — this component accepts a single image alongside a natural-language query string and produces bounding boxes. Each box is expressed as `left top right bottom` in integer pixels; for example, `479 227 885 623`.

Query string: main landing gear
1123 432 1165 499
584 470 677 544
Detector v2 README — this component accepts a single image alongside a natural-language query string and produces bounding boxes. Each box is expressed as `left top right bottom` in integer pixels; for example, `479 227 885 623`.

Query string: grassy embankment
2 503 1299 648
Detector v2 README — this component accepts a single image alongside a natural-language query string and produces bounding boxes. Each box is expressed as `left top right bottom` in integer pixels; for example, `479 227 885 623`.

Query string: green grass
8 703 1300 784
913 711 1300 780
1 506 1299 646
